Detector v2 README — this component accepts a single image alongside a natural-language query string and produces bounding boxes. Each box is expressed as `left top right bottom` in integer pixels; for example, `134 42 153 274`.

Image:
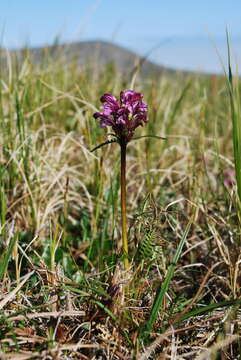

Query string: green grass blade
91 299 117 321
226 29 233 86
0 233 17 281
178 298 241 322
226 31 241 213
141 217 192 337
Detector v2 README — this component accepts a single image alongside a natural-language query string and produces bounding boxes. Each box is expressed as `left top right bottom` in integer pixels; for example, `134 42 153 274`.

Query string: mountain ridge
1 40 186 77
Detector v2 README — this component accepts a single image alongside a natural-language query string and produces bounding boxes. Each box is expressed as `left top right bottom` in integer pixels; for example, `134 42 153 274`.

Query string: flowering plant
94 90 148 141
92 89 163 270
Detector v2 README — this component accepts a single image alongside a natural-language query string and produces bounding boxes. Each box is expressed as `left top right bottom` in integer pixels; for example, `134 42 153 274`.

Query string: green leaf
131 135 166 141
91 138 118 152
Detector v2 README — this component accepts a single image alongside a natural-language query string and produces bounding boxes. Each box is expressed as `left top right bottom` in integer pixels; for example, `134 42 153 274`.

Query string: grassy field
0 48 240 359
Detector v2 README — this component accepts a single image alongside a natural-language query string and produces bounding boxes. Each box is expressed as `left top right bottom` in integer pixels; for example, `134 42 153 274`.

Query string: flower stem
120 138 129 270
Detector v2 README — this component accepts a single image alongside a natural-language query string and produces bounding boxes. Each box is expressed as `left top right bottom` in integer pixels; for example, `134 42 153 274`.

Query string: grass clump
0 45 240 359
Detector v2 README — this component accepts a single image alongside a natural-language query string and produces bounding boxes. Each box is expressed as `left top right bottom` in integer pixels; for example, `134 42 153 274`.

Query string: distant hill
0 40 182 78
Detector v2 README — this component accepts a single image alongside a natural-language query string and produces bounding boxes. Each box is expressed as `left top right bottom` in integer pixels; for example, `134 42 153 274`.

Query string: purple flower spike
93 90 148 141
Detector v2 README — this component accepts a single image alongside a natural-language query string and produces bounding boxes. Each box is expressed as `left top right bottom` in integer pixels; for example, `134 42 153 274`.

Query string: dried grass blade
0 271 34 310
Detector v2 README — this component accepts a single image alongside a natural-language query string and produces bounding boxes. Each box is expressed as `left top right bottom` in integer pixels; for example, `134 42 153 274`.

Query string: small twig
7 310 85 321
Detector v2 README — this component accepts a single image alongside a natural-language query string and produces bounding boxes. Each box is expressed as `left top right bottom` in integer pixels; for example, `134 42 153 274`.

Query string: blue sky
1 0 241 73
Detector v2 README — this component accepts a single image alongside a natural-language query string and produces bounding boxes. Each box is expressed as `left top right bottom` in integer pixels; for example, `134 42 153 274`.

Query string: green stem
120 138 129 269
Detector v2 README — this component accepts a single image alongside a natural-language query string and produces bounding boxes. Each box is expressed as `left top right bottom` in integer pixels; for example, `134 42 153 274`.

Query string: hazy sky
1 0 241 73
